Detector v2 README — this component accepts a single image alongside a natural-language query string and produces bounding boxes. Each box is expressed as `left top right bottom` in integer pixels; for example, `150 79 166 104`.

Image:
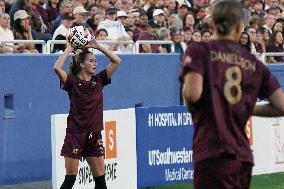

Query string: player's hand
86 36 101 49
65 39 74 52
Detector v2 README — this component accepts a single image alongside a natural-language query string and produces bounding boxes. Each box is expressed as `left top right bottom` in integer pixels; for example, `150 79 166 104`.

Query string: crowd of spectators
0 0 283 62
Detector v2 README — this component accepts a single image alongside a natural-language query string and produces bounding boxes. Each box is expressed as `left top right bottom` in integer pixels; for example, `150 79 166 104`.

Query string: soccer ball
67 26 92 49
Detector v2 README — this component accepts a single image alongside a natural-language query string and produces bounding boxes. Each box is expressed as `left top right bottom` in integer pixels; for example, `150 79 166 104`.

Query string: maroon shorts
194 157 253 189
61 131 105 159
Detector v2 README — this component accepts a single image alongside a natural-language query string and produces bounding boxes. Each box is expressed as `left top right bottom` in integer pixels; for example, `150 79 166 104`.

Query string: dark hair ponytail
212 0 244 36
69 50 93 75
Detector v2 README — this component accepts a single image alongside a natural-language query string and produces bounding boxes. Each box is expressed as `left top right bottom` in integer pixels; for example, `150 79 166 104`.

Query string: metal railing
46 40 65 54
0 40 47 53
1 40 176 54
135 40 175 53
261 52 284 63
46 40 136 54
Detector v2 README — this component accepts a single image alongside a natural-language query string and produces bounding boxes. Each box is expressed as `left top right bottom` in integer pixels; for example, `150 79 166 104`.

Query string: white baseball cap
14 10 30 21
153 9 165 17
117 10 127 18
73 6 90 15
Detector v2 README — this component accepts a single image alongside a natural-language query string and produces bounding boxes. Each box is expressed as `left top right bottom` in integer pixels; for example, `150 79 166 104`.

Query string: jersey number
224 66 242 104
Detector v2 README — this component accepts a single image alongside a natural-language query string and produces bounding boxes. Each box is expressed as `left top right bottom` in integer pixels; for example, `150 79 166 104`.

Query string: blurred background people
51 12 74 52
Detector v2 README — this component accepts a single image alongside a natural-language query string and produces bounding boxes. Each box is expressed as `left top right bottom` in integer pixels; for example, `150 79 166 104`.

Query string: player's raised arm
88 37 121 78
53 44 73 85
253 88 284 117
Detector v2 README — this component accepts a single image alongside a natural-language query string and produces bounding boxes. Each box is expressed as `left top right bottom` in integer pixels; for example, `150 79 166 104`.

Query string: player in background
180 0 284 188
53 36 121 189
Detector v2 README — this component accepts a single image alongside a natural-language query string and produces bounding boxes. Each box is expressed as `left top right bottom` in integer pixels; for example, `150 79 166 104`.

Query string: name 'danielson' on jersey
210 50 256 72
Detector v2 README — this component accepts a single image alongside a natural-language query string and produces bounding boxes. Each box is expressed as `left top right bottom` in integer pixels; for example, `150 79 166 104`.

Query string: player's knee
65 168 78 175
66 170 78 175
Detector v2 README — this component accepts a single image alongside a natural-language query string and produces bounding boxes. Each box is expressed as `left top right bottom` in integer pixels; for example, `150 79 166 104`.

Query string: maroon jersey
63 69 111 133
180 40 280 164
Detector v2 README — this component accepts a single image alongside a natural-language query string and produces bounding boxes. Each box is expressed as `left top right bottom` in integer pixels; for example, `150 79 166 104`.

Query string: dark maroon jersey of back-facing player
63 69 111 133
180 40 280 164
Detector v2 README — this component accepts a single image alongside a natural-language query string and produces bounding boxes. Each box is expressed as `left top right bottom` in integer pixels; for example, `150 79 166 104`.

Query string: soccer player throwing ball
180 0 284 188
54 36 121 189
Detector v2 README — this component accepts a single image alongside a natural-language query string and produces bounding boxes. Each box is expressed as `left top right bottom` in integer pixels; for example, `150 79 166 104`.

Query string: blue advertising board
136 106 194 187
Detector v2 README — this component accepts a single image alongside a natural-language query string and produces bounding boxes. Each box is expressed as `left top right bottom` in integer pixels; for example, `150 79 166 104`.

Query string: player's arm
53 46 73 85
88 37 121 78
182 71 204 110
253 88 284 117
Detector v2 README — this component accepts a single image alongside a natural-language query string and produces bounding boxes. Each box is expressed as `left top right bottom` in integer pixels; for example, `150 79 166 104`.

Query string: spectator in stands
242 0 251 26
133 11 148 41
128 9 140 27
88 4 100 16
0 0 5 14
166 0 177 12
96 28 108 40
252 1 265 18
95 28 119 51
182 27 192 45
0 13 26 53
239 31 251 52
121 0 133 11
13 10 39 53
51 0 72 34
262 27 271 48
34 0 49 32
266 31 284 63
266 5 282 17
79 0 88 8
9 0 32 27
97 0 110 13
156 0 165 9
117 10 128 26
157 27 171 53
46 0 60 28
192 30 201 42
87 12 103 33
72 0 83 9
97 6 131 43
52 12 74 52
144 0 158 21
256 29 267 52
0 13 14 53
170 27 184 57
249 17 260 30
183 12 195 31
199 13 211 31
167 12 176 28
4 0 13 14
246 26 258 53
0 13 13 42
263 13 277 33
27 0 52 45
137 19 160 53
72 5 90 27
175 1 189 30
132 0 143 9
114 0 122 10
153 9 166 27
272 21 283 32
201 30 211 42
280 0 284 11
125 11 136 30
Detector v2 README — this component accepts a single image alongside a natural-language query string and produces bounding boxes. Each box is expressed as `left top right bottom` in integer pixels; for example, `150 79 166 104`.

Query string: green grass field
141 172 284 189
